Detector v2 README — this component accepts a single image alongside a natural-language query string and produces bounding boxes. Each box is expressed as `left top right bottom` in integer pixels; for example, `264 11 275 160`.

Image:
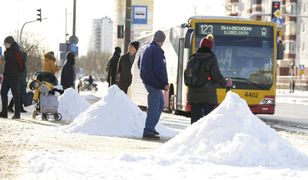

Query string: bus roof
189 16 251 21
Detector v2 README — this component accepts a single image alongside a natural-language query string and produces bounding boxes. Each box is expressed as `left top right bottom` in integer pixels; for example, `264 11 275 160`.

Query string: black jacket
61 56 75 90
3 42 25 79
106 52 121 86
188 48 226 104
117 53 134 88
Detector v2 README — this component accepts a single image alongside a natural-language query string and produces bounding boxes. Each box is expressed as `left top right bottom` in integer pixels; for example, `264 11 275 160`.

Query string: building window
303 22 306 33
288 42 296 52
286 3 297 14
302 42 305 52
285 22 297 35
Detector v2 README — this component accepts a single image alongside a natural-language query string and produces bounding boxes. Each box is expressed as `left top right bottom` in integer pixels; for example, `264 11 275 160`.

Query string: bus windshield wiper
231 77 266 90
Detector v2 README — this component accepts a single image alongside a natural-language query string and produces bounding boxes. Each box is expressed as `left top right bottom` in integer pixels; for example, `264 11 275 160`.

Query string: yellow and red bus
131 16 282 114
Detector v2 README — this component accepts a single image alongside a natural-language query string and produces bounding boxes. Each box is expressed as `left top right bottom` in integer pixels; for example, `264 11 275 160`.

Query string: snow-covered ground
64 85 177 138
276 89 308 105
18 91 308 180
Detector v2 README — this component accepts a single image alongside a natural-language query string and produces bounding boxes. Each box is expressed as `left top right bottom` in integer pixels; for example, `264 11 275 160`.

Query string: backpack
184 54 209 88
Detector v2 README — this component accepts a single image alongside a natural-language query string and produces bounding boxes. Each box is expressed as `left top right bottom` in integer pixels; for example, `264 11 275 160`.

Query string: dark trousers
191 103 216 124
118 83 129 94
8 96 24 110
144 85 164 135
1 77 21 117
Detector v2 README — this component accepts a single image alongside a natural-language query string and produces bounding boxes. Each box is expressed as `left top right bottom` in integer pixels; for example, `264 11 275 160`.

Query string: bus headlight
259 96 275 105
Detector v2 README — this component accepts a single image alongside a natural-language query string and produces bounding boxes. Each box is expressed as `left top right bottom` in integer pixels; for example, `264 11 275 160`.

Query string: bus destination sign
196 23 273 38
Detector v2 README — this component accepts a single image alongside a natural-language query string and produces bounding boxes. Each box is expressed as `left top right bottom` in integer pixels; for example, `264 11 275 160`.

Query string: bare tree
20 33 46 78
76 50 111 80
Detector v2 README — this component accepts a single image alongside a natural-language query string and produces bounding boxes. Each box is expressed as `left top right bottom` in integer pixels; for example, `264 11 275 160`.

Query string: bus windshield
195 23 274 90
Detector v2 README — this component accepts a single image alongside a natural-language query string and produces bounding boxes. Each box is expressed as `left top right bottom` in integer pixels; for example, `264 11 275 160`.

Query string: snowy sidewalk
277 89 308 105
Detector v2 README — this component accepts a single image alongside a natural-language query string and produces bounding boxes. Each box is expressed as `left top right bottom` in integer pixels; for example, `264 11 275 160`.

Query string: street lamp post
124 0 132 52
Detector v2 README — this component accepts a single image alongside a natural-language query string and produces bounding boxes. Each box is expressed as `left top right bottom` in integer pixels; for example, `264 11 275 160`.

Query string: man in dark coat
117 41 139 94
0 36 25 119
61 52 76 90
139 30 169 140
106 47 121 87
8 51 28 113
189 34 232 124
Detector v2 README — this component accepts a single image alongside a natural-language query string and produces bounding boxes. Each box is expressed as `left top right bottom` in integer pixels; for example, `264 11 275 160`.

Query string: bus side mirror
277 42 284 60
184 28 194 49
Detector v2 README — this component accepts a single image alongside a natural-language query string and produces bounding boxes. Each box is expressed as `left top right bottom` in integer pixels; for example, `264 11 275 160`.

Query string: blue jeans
144 85 164 135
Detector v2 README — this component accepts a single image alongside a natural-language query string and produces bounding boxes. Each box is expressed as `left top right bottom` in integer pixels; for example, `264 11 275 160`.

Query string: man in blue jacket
139 30 169 140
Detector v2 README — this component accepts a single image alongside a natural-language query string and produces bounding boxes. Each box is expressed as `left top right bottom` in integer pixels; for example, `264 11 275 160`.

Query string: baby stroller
29 72 63 121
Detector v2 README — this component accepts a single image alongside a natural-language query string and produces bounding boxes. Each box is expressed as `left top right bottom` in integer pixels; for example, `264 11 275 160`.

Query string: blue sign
0 46 2 56
70 43 78 55
272 17 284 28
132 6 148 24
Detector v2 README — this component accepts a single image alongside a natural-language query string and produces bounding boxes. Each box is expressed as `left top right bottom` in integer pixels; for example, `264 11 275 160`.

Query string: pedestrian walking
61 52 76 90
139 30 168 139
185 34 232 124
43 51 60 75
106 47 121 87
0 36 25 119
117 41 139 94
8 51 28 113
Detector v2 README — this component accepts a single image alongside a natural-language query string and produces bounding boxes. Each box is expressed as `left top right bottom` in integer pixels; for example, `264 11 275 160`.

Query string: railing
277 76 308 90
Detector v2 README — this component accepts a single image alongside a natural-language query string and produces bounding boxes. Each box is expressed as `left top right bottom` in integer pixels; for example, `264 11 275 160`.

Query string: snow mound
64 85 177 138
158 92 308 167
58 88 91 123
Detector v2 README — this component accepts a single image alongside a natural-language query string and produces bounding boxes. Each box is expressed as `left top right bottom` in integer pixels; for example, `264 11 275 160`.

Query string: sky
0 0 225 56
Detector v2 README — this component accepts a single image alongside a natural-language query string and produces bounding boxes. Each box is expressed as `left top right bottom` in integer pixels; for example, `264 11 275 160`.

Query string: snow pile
58 88 91 123
80 81 109 102
64 85 177 138
158 92 308 167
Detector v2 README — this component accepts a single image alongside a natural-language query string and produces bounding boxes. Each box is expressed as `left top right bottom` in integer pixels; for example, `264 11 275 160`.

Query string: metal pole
73 0 77 36
19 20 39 46
65 8 68 42
124 0 131 52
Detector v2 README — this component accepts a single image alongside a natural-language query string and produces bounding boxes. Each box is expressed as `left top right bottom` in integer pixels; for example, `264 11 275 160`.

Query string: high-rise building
113 0 154 51
225 0 308 76
88 17 113 53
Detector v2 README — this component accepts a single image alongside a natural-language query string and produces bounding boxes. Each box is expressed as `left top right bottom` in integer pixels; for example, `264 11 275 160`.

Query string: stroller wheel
54 113 62 121
32 110 37 119
42 113 49 121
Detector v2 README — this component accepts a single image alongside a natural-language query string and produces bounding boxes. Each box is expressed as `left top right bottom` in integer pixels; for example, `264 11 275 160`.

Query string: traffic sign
273 10 281 18
69 35 79 44
272 17 284 28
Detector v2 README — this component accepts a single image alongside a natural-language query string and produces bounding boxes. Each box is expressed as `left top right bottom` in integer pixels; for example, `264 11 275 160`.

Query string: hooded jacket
3 42 25 78
61 53 76 89
43 52 60 74
188 47 227 104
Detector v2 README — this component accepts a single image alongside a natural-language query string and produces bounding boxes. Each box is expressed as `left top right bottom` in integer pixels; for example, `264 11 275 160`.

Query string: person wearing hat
106 47 121 87
43 51 60 75
116 41 139 94
139 30 169 140
61 52 76 90
188 34 232 124
0 36 25 119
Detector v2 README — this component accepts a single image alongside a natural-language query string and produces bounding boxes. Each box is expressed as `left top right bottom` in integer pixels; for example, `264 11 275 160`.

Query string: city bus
130 16 282 115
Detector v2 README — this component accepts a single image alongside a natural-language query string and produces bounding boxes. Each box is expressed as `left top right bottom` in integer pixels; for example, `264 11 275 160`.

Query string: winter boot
0 112 8 118
12 115 21 120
